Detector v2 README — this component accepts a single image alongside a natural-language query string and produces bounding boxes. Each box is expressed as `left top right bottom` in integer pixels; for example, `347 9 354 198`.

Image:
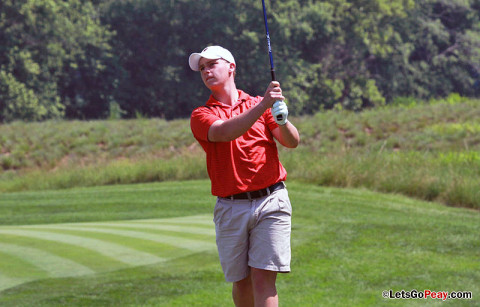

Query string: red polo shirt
190 90 287 197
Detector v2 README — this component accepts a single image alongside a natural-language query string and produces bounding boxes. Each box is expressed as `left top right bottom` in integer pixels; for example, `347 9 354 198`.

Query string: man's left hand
272 101 288 125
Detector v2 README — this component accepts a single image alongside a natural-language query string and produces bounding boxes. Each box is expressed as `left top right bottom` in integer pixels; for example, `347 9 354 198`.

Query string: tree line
1 0 479 122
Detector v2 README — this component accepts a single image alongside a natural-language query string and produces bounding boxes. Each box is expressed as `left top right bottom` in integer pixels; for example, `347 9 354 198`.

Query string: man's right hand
263 81 285 108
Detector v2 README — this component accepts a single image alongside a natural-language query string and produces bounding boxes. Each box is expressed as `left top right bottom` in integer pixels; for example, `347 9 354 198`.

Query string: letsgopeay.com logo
383 289 473 301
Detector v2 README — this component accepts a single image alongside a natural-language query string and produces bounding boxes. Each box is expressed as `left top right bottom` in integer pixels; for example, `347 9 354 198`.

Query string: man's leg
232 269 278 307
251 268 278 307
232 274 254 307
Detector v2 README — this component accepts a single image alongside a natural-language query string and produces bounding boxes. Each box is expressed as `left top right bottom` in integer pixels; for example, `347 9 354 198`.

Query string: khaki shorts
214 188 292 282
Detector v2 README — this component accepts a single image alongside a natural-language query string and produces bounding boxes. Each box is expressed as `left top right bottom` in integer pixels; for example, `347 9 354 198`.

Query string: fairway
0 180 479 306
0 215 216 292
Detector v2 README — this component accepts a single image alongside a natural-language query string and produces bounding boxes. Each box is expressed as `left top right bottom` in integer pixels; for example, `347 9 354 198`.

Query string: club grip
276 114 283 121
271 69 276 82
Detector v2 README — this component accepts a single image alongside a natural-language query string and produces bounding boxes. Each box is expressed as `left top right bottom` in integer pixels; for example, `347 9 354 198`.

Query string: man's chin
204 79 218 89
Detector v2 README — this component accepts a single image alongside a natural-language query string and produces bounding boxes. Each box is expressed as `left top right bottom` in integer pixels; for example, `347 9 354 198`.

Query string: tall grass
0 119 194 171
282 150 480 209
1 154 207 192
1 97 479 209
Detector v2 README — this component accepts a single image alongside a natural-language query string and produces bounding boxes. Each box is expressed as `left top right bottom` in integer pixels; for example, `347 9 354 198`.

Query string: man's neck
211 81 238 106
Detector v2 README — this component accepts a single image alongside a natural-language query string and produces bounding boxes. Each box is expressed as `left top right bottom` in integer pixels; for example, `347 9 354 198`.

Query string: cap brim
189 52 225 71
188 53 202 71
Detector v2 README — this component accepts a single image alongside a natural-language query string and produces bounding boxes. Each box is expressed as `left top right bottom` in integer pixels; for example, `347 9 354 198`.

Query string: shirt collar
206 90 248 108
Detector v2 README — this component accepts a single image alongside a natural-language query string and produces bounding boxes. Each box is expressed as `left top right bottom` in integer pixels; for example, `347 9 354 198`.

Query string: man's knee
251 268 277 292
233 275 254 306
233 275 253 293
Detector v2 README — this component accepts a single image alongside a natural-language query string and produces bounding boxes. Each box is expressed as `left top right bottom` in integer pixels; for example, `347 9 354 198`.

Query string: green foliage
374 0 480 100
0 0 115 122
0 70 45 121
96 0 479 118
0 0 479 120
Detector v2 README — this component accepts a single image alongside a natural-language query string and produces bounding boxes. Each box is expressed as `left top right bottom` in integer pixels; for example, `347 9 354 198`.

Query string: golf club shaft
261 0 283 122
262 0 275 81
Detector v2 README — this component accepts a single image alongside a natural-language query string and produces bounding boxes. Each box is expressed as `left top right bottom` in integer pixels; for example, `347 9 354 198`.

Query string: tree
369 0 480 100
4 0 477 121
98 0 480 118
100 0 267 119
0 0 115 122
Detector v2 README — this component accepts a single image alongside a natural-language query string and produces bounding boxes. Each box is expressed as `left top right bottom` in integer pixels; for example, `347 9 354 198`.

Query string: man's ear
229 63 236 75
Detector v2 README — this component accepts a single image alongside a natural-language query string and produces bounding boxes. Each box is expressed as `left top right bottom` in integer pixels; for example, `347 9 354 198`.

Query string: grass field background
0 180 478 306
1 96 479 209
1 97 479 305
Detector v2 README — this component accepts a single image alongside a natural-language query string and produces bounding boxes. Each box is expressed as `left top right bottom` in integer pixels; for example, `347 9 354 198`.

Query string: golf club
261 0 284 122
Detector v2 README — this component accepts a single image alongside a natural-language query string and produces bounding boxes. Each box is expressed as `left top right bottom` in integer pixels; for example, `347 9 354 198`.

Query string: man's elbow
208 120 234 142
208 124 240 142
284 137 300 148
209 134 236 143
289 140 300 148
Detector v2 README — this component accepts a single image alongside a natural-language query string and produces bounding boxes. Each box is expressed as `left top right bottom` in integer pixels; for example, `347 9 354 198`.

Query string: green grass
282 150 480 208
1 98 479 209
0 181 212 225
1 96 478 305
0 180 478 306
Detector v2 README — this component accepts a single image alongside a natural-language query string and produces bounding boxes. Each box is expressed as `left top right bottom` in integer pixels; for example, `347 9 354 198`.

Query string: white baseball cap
189 46 235 71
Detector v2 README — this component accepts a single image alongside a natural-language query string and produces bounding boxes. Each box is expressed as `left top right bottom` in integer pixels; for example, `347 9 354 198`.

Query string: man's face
198 58 234 90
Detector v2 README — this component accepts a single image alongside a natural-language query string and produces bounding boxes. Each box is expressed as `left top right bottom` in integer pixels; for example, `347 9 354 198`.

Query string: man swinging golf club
189 45 300 306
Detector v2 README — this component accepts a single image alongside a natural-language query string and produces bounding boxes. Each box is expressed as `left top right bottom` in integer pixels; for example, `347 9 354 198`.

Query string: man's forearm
273 122 300 148
208 101 269 142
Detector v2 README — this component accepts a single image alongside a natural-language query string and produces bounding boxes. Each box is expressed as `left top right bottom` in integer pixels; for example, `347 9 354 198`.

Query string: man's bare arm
272 122 300 148
208 82 283 142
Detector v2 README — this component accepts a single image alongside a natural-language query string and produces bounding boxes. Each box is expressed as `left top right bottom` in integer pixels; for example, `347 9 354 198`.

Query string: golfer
189 46 299 307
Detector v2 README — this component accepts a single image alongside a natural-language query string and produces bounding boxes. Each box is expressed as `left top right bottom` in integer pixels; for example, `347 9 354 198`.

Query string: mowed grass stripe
0 251 50 292
0 243 95 292
0 273 27 293
82 225 215 242
0 234 125 271
0 243 94 277
128 214 214 227
25 226 215 255
63 222 215 237
0 214 217 292
0 251 46 279
17 215 216 251
34 214 216 234
0 229 163 266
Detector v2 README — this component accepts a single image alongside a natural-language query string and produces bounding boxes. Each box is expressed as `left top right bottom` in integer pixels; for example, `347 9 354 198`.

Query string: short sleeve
190 107 221 142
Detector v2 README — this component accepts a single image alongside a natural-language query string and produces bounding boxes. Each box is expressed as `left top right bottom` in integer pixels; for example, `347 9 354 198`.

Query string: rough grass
1 97 479 209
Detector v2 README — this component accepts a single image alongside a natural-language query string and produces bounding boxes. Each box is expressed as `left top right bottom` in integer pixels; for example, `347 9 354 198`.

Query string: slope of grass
0 180 213 225
2 98 478 174
0 180 479 306
0 119 195 172
1 97 479 209
0 214 216 293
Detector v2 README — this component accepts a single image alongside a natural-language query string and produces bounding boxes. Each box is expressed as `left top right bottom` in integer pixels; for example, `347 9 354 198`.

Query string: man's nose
202 68 212 76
